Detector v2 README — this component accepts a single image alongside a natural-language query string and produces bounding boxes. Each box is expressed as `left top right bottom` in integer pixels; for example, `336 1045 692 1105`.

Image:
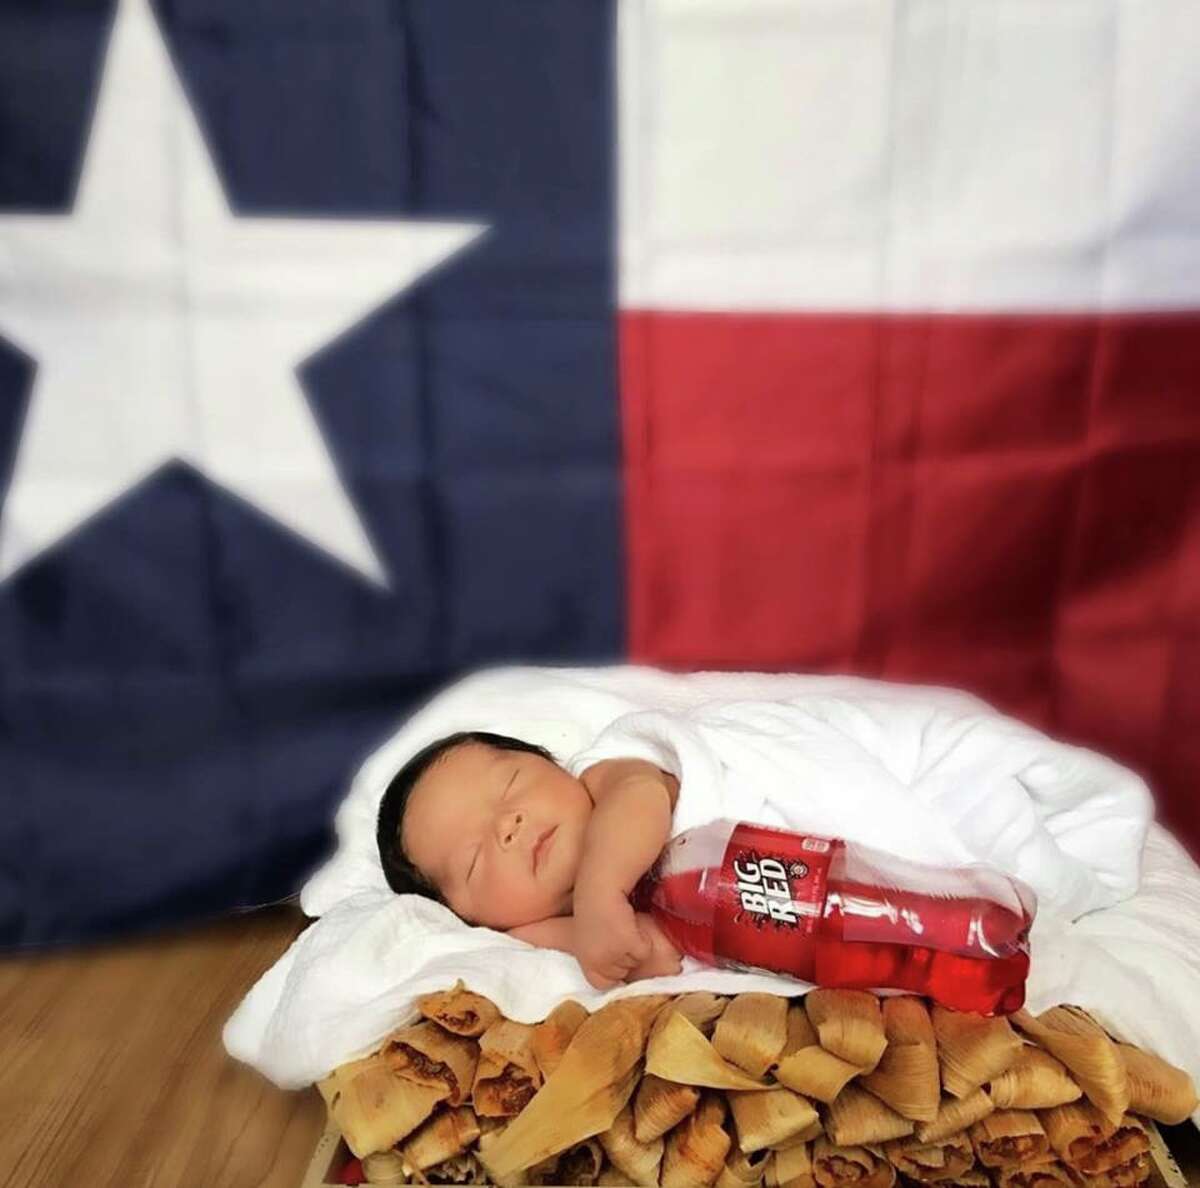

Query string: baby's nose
497 810 524 849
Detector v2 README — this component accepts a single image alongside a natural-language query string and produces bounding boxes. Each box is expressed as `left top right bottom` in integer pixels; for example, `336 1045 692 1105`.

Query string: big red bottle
630 819 1036 1015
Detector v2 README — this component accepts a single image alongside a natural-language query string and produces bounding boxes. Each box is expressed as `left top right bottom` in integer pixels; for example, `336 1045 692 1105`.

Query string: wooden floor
0 904 326 1188
1 905 1198 1188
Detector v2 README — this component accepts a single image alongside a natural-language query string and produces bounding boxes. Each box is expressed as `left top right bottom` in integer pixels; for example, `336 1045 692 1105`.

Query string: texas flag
1 0 1197 946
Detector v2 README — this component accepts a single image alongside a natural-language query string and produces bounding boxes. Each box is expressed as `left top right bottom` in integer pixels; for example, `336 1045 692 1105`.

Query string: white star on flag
0 0 485 585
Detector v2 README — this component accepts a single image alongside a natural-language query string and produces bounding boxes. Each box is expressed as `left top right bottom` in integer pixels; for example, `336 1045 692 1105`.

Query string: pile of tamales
315 983 1198 1186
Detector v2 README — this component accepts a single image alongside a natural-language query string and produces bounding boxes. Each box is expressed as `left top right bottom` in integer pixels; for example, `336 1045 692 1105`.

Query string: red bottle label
712 822 840 981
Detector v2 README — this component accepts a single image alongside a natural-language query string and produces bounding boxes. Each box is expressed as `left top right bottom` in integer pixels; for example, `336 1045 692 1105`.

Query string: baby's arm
570 759 681 987
576 758 679 899
507 912 682 981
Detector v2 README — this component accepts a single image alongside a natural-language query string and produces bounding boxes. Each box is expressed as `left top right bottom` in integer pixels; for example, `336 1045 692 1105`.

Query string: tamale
472 1019 543 1117
1040 1100 1119 1166
662 990 730 1037
715 1145 772 1188
317 1050 446 1157
477 994 669 1181
811 1137 896 1187
598 1102 664 1187
1073 1152 1154 1187
987 1045 1082 1110
882 1130 973 1182
805 990 887 1072
383 1019 480 1107
646 1008 770 1090
925 1174 988 1188
400 1105 481 1171
994 1163 1078 1188
416 979 502 1037
763 1139 815 1188
932 1006 1023 1098
1071 1113 1150 1177
531 999 591 1080
557 1137 605 1185
1117 1042 1199 1126
773 1043 862 1104
728 1086 820 1153
969 1109 1050 1168
598 1168 639 1187
713 993 791 1078
825 1084 915 1146
859 996 940 1122
915 1089 995 1144
1011 1006 1129 1124
632 1073 701 1142
360 1148 408 1184
661 1093 733 1188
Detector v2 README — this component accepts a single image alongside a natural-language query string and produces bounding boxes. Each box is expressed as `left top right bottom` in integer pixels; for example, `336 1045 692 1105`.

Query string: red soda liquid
631 820 1035 1016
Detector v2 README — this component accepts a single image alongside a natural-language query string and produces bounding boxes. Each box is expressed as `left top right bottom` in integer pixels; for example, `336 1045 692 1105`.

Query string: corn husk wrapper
661 1092 733 1188
987 1045 1082 1110
784 1118 824 1145
556 1137 605 1185
714 993 791 1078
1011 1006 1129 1124
400 1104 482 1171
477 994 670 1181
598 1103 663 1187
472 1019 543 1117
360 1148 408 1184
773 1044 862 1104
915 1089 996 1144
416 978 502 1037
317 1050 446 1157
882 1130 973 1182
633 1072 701 1142
729 1087 820 1153
969 1109 1050 1169
859 996 940 1122
598 1168 639 1187
531 999 590 1080
1074 1151 1153 1187
926 1174 988 1188
1117 1042 1199 1125
781 1003 819 1056
1071 1113 1149 1176
811 1137 896 1187
662 991 730 1037
805 990 887 1072
825 1083 914 1147
384 1019 480 1107
646 1008 770 1090
772 1002 865 1104
994 1163 1078 1188
1039 1099 1119 1165
763 1140 814 1188
477 1130 560 1188
932 1006 1023 1099
715 1145 772 1187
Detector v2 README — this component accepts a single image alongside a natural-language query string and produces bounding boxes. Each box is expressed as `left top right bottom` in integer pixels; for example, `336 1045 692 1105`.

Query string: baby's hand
572 886 652 990
627 913 683 982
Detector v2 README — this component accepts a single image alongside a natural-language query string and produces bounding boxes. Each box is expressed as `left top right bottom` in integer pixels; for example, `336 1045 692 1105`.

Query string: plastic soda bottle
630 819 1036 1015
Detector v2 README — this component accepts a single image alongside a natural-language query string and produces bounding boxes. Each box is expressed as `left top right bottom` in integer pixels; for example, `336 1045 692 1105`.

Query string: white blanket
223 665 1200 1128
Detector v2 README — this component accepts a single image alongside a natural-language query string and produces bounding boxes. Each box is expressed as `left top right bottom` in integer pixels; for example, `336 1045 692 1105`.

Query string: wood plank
0 905 326 1188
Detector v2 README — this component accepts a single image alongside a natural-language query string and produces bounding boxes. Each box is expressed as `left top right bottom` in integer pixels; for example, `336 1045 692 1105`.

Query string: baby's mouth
532 826 556 875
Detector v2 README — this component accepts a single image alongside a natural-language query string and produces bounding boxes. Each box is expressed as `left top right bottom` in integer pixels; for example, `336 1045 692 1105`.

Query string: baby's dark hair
376 730 554 903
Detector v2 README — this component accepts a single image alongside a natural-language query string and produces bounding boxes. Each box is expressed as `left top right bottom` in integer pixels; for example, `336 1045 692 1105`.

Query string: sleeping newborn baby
376 730 685 990
376 694 1154 995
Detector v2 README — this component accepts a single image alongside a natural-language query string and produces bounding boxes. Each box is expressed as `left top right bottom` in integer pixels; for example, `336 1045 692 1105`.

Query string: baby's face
400 742 594 930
